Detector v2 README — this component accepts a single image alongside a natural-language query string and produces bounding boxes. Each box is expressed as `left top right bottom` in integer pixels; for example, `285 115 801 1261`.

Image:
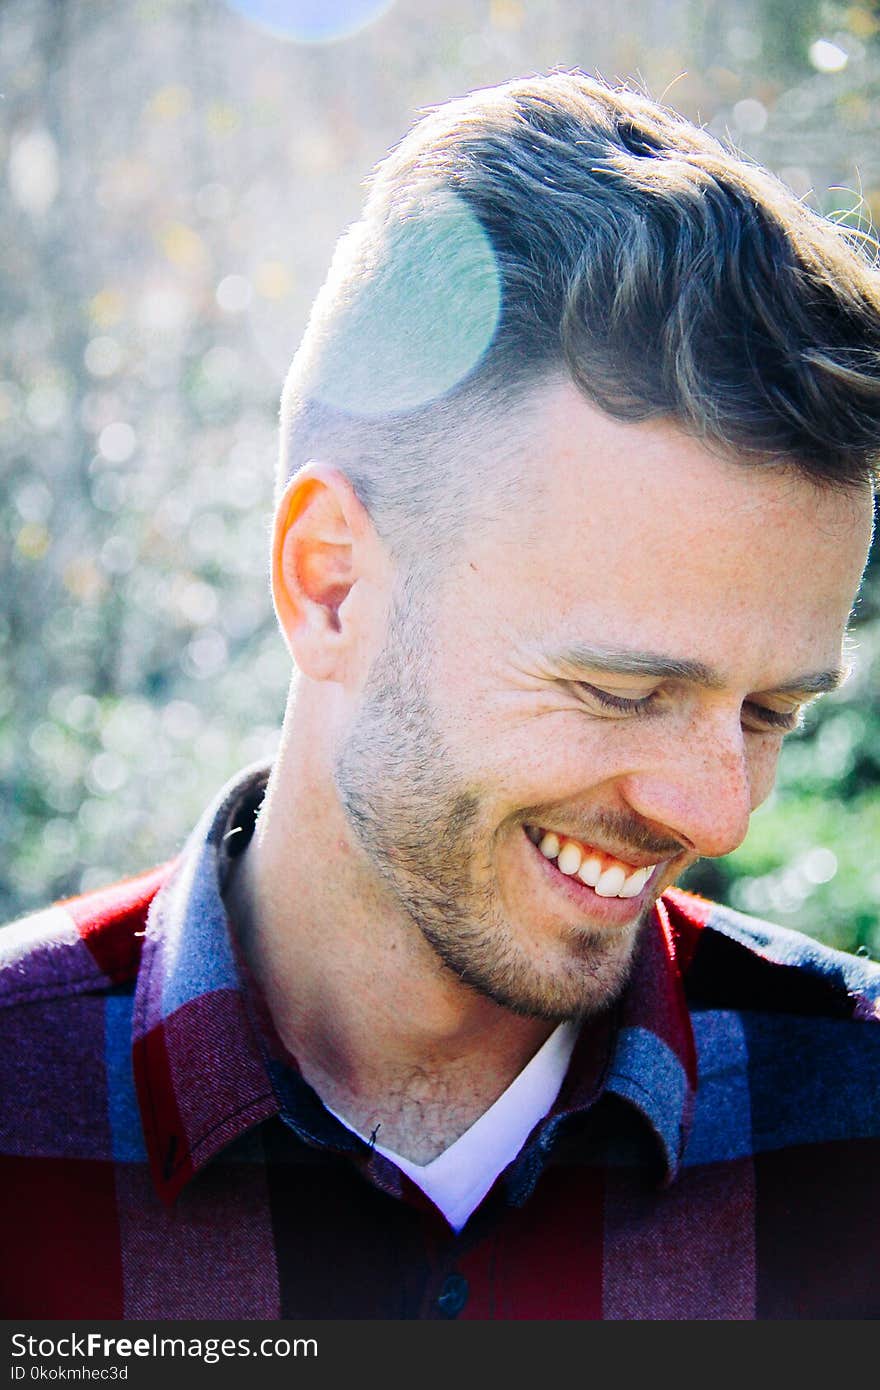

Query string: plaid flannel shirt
2 765 879 1320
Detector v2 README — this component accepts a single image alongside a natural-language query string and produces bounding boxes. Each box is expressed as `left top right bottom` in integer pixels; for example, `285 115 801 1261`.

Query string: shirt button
436 1273 469 1317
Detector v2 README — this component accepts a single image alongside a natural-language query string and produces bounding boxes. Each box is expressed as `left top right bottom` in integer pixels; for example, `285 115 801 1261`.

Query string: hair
279 71 880 570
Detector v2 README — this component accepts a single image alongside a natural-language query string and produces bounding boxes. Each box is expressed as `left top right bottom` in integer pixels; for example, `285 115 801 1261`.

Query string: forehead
469 380 873 685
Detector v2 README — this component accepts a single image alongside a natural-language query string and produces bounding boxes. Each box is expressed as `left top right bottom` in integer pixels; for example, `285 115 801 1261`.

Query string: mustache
525 806 685 860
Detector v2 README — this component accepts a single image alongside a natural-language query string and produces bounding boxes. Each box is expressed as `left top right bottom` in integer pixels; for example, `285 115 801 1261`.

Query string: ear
272 463 379 682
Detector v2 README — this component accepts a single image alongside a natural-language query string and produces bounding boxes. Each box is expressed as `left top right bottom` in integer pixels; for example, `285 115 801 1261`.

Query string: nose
619 714 764 861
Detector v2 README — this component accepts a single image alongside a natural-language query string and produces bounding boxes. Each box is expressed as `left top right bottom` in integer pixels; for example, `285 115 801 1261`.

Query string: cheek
747 737 785 810
459 714 620 809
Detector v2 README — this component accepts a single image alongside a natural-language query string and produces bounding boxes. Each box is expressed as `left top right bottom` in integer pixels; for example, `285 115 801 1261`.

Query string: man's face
335 381 873 1021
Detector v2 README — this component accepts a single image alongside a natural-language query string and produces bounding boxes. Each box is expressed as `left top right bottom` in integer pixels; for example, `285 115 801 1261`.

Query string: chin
432 911 645 1022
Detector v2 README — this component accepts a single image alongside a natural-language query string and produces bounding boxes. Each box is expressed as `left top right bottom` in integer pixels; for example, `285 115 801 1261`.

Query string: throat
314 1071 504 1164
315 1016 580 1165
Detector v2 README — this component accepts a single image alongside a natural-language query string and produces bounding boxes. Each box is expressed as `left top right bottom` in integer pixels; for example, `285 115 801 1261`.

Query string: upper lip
528 824 675 872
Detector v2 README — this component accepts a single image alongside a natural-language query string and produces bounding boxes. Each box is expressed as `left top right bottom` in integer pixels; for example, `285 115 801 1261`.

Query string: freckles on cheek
749 741 785 809
469 730 563 800
502 730 610 804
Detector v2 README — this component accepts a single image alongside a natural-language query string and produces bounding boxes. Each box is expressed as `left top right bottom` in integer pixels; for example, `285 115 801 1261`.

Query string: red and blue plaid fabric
2 766 879 1320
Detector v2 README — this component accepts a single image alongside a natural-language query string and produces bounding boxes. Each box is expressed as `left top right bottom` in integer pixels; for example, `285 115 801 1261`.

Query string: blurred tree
1 0 877 957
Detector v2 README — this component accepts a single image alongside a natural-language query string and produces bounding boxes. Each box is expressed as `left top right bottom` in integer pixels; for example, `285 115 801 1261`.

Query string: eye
575 683 660 716
576 683 806 734
741 702 804 734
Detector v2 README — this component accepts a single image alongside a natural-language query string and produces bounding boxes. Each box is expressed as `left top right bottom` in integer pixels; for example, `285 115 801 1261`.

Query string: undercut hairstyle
280 71 880 569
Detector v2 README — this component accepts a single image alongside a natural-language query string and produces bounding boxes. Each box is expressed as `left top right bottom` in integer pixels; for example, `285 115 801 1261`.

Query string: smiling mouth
524 824 659 901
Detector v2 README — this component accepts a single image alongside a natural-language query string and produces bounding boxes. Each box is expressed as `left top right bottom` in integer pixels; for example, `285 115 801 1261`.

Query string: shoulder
0 866 173 1198
663 886 880 1022
663 889 880 1166
0 863 174 1011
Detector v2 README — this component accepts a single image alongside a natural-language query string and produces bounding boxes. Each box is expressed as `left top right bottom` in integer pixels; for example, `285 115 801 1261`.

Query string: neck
224 711 556 1163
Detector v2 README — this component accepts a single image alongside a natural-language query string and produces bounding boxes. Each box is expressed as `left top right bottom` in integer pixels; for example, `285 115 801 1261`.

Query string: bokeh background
2 0 878 953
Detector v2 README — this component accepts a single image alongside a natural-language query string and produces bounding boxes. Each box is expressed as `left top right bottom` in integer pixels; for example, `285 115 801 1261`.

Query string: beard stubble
333 589 646 1020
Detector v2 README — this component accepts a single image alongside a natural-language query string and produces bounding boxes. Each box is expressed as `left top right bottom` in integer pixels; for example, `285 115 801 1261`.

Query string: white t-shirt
328 1019 580 1232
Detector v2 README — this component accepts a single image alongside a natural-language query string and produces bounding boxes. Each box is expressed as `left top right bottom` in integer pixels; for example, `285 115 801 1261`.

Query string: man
2 72 880 1321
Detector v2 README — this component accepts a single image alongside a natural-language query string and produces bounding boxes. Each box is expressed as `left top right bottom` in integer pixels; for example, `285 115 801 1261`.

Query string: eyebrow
550 644 847 696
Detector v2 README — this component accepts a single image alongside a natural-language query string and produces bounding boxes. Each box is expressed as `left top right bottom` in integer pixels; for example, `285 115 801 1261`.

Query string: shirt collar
133 764 697 1203
504 894 697 1208
600 895 697 1183
133 764 280 1204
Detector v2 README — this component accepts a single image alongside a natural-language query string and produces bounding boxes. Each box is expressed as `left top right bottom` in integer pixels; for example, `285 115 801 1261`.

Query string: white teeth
595 864 627 897
532 828 658 901
577 854 603 887
556 841 583 875
619 865 654 898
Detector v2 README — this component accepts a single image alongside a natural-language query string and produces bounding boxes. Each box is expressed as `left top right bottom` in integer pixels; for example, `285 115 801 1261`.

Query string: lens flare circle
224 0 396 44
309 195 503 417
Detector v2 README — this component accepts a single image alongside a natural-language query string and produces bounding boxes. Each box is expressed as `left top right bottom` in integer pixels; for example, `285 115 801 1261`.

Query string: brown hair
280 72 880 564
